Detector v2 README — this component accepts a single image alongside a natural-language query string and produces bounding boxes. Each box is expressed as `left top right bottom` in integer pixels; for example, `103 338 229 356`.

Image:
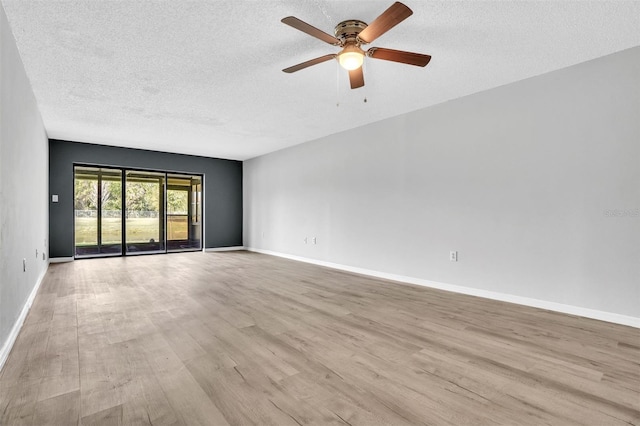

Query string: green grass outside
75 217 187 246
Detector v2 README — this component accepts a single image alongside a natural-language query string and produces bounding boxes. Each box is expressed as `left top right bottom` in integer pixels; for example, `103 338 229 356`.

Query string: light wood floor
1 252 638 425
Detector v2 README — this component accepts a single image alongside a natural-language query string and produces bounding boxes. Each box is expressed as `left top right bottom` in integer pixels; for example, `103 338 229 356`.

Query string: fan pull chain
363 61 368 104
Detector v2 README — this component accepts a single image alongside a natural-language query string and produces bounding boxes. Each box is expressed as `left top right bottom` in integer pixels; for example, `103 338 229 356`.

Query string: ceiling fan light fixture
281 2 430 89
338 45 364 70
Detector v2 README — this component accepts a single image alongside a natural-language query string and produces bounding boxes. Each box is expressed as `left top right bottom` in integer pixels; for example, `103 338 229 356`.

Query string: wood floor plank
0 251 638 425
80 404 123 426
32 390 80 426
0 377 40 425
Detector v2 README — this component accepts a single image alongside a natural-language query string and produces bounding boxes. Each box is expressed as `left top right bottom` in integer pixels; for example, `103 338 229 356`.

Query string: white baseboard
247 247 640 328
0 262 49 372
205 246 245 252
49 257 73 263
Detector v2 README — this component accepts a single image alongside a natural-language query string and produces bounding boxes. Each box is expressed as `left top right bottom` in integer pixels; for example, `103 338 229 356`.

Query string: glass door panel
125 170 165 254
74 167 99 256
190 178 202 249
74 166 122 257
167 174 202 251
100 169 123 254
167 188 188 240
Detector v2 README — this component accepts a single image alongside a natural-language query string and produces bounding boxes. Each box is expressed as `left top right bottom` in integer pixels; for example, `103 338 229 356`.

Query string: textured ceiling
2 1 639 160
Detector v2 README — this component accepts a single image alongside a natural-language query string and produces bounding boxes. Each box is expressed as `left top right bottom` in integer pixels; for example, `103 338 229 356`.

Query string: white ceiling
2 1 639 161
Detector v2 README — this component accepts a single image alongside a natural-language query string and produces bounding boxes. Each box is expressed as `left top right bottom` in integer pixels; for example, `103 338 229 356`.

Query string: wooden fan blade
281 17 341 45
357 2 413 44
349 67 364 89
283 54 336 73
367 47 431 67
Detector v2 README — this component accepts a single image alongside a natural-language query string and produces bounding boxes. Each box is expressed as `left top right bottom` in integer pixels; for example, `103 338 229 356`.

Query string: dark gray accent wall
49 140 242 258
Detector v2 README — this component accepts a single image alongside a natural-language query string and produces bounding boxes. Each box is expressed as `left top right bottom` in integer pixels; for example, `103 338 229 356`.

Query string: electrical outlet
449 251 458 262
42 252 45 260
36 249 38 258
304 237 308 244
312 237 317 244
23 258 26 272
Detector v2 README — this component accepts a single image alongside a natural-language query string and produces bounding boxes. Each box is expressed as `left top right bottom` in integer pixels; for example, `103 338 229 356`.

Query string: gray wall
244 47 640 319
49 140 242 258
0 4 49 358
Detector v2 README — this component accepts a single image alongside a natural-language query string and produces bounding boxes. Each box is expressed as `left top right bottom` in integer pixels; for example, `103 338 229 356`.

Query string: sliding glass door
74 165 202 258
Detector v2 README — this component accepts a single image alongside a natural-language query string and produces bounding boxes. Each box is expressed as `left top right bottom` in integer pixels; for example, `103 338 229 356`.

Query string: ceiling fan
281 2 431 89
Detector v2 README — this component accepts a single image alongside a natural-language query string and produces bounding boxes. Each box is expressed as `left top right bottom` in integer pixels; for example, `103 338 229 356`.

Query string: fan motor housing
334 20 368 43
